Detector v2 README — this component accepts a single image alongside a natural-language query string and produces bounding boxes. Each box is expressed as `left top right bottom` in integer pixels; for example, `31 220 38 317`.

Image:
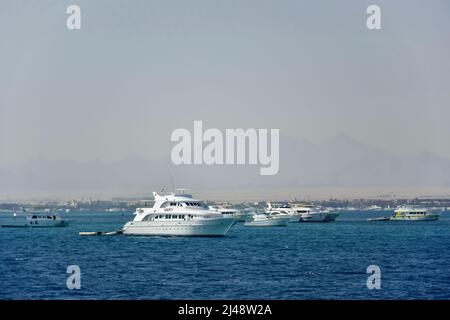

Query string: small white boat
244 213 288 227
367 216 390 222
1 212 70 228
390 208 439 221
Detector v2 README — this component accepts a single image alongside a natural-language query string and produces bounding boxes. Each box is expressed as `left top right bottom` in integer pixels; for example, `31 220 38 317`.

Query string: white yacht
122 191 236 236
266 203 339 222
267 210 293 222
244 213 289 227
1 212 70 228
390 208 439 221
291 204 339 222
265 203 301 222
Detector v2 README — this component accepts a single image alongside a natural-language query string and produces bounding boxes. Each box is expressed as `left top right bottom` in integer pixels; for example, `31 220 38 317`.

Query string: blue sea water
0 210 449 300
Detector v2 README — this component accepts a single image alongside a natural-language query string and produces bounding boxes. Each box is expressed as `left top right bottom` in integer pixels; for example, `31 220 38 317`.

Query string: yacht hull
122 218 236 236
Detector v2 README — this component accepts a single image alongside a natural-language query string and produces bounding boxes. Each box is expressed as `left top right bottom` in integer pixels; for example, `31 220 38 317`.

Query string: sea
0 210 449 300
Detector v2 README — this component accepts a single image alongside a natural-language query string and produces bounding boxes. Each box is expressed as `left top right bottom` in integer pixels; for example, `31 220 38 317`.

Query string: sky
1 0 450 168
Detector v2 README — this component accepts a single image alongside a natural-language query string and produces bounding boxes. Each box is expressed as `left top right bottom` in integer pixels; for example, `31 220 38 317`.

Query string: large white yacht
390 207 439 221
122 191 236 236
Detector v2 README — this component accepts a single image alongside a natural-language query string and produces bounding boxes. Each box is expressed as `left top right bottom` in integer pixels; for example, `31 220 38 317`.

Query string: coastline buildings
1 196 450 213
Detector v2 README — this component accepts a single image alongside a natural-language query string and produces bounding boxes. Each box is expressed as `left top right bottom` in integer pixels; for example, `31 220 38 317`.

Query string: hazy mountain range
2 134 450 198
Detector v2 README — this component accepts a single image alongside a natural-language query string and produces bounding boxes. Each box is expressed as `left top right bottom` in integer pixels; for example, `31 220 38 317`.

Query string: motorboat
209 205 246 222
266 210 292 224
367 216 390 222
122 191 236 236
265 203 301 222
269 202 340 222
291 205 330 222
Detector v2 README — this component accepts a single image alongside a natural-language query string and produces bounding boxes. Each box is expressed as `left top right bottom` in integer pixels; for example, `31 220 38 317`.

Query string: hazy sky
1 0 450 167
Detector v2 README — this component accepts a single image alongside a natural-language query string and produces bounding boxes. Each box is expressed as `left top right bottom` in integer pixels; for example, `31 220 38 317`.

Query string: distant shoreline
196 187 450 202
2 186 450 203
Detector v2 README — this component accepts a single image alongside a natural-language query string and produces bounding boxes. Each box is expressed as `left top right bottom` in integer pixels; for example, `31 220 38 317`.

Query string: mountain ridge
1 134 450 195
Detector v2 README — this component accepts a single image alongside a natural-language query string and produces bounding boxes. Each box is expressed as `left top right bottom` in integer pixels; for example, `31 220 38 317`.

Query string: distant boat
367 216 390 222
390 208 439 221
368 207 439 222
244 213 289 227
1 212 70 228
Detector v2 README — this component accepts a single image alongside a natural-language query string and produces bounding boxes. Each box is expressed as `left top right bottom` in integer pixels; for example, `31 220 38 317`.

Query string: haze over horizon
1 1 450 199
2 133 450 201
